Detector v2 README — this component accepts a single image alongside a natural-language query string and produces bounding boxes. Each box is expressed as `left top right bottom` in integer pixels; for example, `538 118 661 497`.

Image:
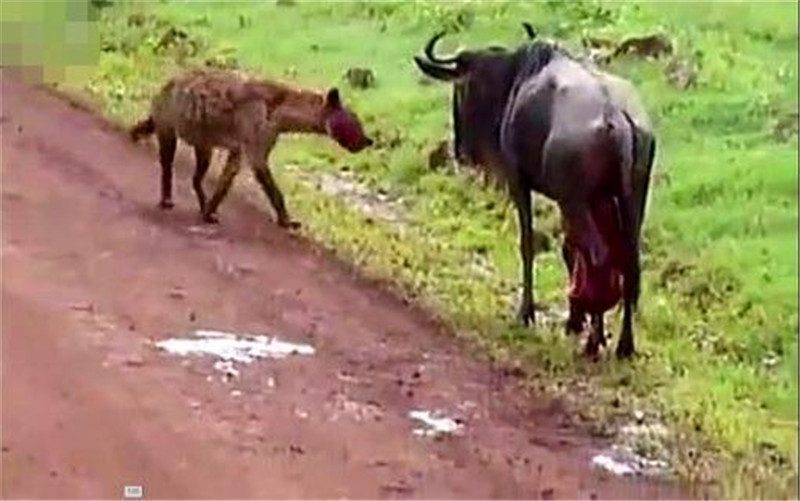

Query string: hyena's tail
130 116 155 142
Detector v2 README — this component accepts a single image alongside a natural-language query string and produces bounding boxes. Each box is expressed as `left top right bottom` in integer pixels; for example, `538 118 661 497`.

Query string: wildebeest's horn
413 55 460 81
424 31 460 65
522 22 537 40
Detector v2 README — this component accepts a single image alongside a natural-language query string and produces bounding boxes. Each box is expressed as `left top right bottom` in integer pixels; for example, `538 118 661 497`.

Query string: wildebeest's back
501 57 618 201
150 69 270 150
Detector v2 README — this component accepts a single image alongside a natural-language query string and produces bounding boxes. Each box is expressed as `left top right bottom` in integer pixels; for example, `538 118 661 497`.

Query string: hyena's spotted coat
131 68 372 228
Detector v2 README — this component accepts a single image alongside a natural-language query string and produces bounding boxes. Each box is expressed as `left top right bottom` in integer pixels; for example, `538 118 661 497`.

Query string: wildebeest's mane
453 40 567 169
507 40 567 100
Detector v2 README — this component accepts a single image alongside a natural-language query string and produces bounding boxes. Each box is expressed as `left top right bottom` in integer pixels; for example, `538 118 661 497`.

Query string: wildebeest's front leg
193 146 212 214
247 134 299 230
452 86 465 164
512 185 536 326
202 148 242 224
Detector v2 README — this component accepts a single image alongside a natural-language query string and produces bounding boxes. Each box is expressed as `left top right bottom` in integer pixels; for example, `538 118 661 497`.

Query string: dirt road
1 72 685 500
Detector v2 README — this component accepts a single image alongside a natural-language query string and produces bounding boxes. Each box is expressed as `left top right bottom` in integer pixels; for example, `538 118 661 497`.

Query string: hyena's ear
325 88 342 109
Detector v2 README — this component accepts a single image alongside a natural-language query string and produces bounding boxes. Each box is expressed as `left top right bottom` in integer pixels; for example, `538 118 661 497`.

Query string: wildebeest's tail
130 116 155 141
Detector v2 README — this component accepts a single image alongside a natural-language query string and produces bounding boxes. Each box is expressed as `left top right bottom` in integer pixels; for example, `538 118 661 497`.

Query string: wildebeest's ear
522 22 537 40
325 88 342 108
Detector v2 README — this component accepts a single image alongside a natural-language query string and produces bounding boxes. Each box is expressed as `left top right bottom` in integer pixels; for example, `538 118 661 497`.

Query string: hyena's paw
278 218 302 231
201 211 220 224
158 199 175 210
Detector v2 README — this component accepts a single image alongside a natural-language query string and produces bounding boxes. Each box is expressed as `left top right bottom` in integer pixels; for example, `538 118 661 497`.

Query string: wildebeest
413 27 656 358
131 68 372 228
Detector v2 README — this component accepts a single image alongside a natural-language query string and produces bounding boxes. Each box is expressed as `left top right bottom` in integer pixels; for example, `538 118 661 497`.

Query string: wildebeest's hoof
159 199 175 210
202 212 220 224
565 315 583 336
616 341 634 360
517 302 536 327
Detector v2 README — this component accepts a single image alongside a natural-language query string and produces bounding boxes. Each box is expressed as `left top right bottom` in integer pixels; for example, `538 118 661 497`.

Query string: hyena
130 68 373 228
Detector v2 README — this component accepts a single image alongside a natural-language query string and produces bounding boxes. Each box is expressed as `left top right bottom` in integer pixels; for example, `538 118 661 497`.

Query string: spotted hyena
130 68 373 228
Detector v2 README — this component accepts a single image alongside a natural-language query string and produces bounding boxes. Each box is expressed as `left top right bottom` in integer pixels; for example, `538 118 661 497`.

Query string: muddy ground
1 72 687 499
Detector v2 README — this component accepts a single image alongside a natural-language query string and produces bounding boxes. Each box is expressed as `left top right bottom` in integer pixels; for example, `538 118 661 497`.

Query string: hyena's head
322 88 373 153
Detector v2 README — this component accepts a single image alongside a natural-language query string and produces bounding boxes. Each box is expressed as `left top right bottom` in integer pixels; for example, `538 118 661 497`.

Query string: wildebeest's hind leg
157 131 177 210
192 146 212 214
202 148 242 224
511 184 536 326
616 194 640 359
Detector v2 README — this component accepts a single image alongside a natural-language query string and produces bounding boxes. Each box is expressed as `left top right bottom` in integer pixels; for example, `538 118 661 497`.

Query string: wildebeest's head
413 32 525 168
413 26 558 172
322 88 373 153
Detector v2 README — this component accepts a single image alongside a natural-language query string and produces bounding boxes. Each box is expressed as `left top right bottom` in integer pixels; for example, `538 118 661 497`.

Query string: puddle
592 446 670 477
187 225 219 237
409 409 464 438
538 305 569 326
592 452 637 476
591 416 672 478
468 254 497 279
156 329 315 379
292 168 407 225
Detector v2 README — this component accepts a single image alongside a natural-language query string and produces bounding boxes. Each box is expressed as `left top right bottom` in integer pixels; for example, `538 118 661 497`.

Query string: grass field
3 0 797 497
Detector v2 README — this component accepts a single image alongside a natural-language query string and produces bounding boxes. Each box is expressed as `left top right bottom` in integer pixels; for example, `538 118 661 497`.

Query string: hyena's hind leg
157 130 177 210
193 146 212 214
202 147 242 224
247 137 298 229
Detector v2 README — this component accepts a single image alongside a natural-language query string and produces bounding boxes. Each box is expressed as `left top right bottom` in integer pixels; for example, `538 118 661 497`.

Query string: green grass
5 0 797 497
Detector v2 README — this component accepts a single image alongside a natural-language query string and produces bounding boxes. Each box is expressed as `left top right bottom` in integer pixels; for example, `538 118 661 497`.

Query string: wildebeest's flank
413 27 656 358
131 68 372 228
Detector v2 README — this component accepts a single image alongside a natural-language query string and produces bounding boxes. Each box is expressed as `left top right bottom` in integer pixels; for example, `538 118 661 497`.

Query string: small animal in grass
130 68 373 228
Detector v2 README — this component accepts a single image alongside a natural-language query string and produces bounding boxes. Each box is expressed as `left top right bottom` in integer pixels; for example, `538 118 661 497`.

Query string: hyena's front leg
247 134 299 230
157 131 177 209
193 146 212 214
252 164 297 229
202 148 241 224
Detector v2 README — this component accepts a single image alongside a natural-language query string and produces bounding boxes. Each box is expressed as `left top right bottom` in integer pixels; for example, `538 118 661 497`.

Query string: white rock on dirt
409 410 463 438
155 329 315 381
